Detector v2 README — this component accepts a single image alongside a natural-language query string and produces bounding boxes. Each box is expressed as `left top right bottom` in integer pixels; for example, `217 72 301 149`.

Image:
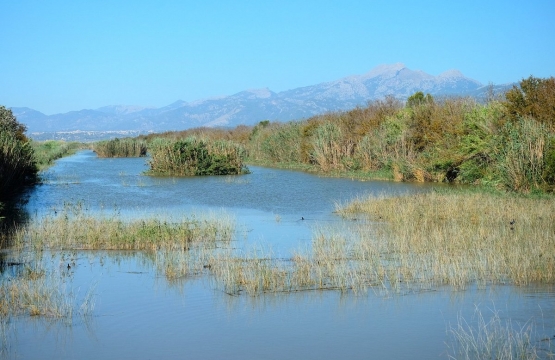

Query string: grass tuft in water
447 307 552 360
0 261 75 319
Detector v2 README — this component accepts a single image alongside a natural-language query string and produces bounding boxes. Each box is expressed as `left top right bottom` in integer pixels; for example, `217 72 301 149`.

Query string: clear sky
1 0 554 115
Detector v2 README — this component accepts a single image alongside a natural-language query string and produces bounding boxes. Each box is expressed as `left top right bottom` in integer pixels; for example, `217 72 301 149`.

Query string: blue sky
1 0 553 115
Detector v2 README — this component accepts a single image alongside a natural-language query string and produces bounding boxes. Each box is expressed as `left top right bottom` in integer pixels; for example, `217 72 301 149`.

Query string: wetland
1 150 554 359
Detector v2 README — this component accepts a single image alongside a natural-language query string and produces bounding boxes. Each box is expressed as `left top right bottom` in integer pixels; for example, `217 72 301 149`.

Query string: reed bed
198 190 555 297
0 265 74 318
336 191 555 288
93 138 147 158
32 140 81 170
2 205 235 321
0 130 37 203
13 204 235 252
206 233 380 296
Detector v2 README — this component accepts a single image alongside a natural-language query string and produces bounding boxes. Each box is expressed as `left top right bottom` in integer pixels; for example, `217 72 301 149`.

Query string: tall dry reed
93 138 147 158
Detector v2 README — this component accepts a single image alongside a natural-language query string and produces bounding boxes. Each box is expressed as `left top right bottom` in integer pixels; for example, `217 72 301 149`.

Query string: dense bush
94 138 147 158
147 137 249 176
0 106 38 209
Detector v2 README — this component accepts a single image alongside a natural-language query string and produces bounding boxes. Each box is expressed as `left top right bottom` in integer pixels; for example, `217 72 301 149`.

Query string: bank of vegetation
1 105 80 231
32 140 82 170
245 77 555 193
1 204 234 320
138 76 555 193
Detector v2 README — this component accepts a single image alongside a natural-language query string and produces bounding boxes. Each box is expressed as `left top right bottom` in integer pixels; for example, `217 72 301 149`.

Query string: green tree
0 106 28 141
406 91 434 108
0 106 38 204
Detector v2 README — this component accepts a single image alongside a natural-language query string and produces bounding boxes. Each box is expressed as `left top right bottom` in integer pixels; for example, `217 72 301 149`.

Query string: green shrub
259 122 303 163
503 76 555 129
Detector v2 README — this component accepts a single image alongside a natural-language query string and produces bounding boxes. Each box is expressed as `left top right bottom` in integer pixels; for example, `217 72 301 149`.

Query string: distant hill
11 63 514 138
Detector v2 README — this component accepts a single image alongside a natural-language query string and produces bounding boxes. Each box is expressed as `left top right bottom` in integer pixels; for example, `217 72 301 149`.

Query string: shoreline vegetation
131 76 555 194
1 105 82 223
7 189 555 296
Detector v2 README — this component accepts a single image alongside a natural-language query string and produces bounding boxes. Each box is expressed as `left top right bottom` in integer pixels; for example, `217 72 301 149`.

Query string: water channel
3 150 555 359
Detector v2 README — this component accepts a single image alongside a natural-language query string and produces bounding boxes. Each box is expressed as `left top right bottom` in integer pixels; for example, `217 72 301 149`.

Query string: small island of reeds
146 137 249 176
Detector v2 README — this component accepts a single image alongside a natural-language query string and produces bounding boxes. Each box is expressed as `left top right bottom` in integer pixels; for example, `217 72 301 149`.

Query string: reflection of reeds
0 315 10 357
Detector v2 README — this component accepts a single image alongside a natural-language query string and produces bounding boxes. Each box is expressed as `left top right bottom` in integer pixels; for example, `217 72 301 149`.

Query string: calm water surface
5 150 555 359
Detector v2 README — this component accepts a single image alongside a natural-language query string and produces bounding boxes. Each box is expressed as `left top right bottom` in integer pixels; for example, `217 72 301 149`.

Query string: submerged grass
0 250 96 323
0 266 73 318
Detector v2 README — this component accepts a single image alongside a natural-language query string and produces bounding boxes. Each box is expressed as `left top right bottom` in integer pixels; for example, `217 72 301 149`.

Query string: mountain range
11 63 512 138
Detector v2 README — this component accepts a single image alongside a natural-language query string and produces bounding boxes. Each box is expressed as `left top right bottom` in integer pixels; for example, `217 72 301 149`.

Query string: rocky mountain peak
438 69 465 78
363 62 406 79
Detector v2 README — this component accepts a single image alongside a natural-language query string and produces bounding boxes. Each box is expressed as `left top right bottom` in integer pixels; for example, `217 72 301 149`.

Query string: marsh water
5 150 555 359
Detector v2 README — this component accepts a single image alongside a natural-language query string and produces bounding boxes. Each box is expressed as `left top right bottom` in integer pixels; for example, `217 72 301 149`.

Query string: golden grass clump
13 204 235 252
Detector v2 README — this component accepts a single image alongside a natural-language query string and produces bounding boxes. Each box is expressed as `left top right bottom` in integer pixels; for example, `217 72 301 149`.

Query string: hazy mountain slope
12 63 496 134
